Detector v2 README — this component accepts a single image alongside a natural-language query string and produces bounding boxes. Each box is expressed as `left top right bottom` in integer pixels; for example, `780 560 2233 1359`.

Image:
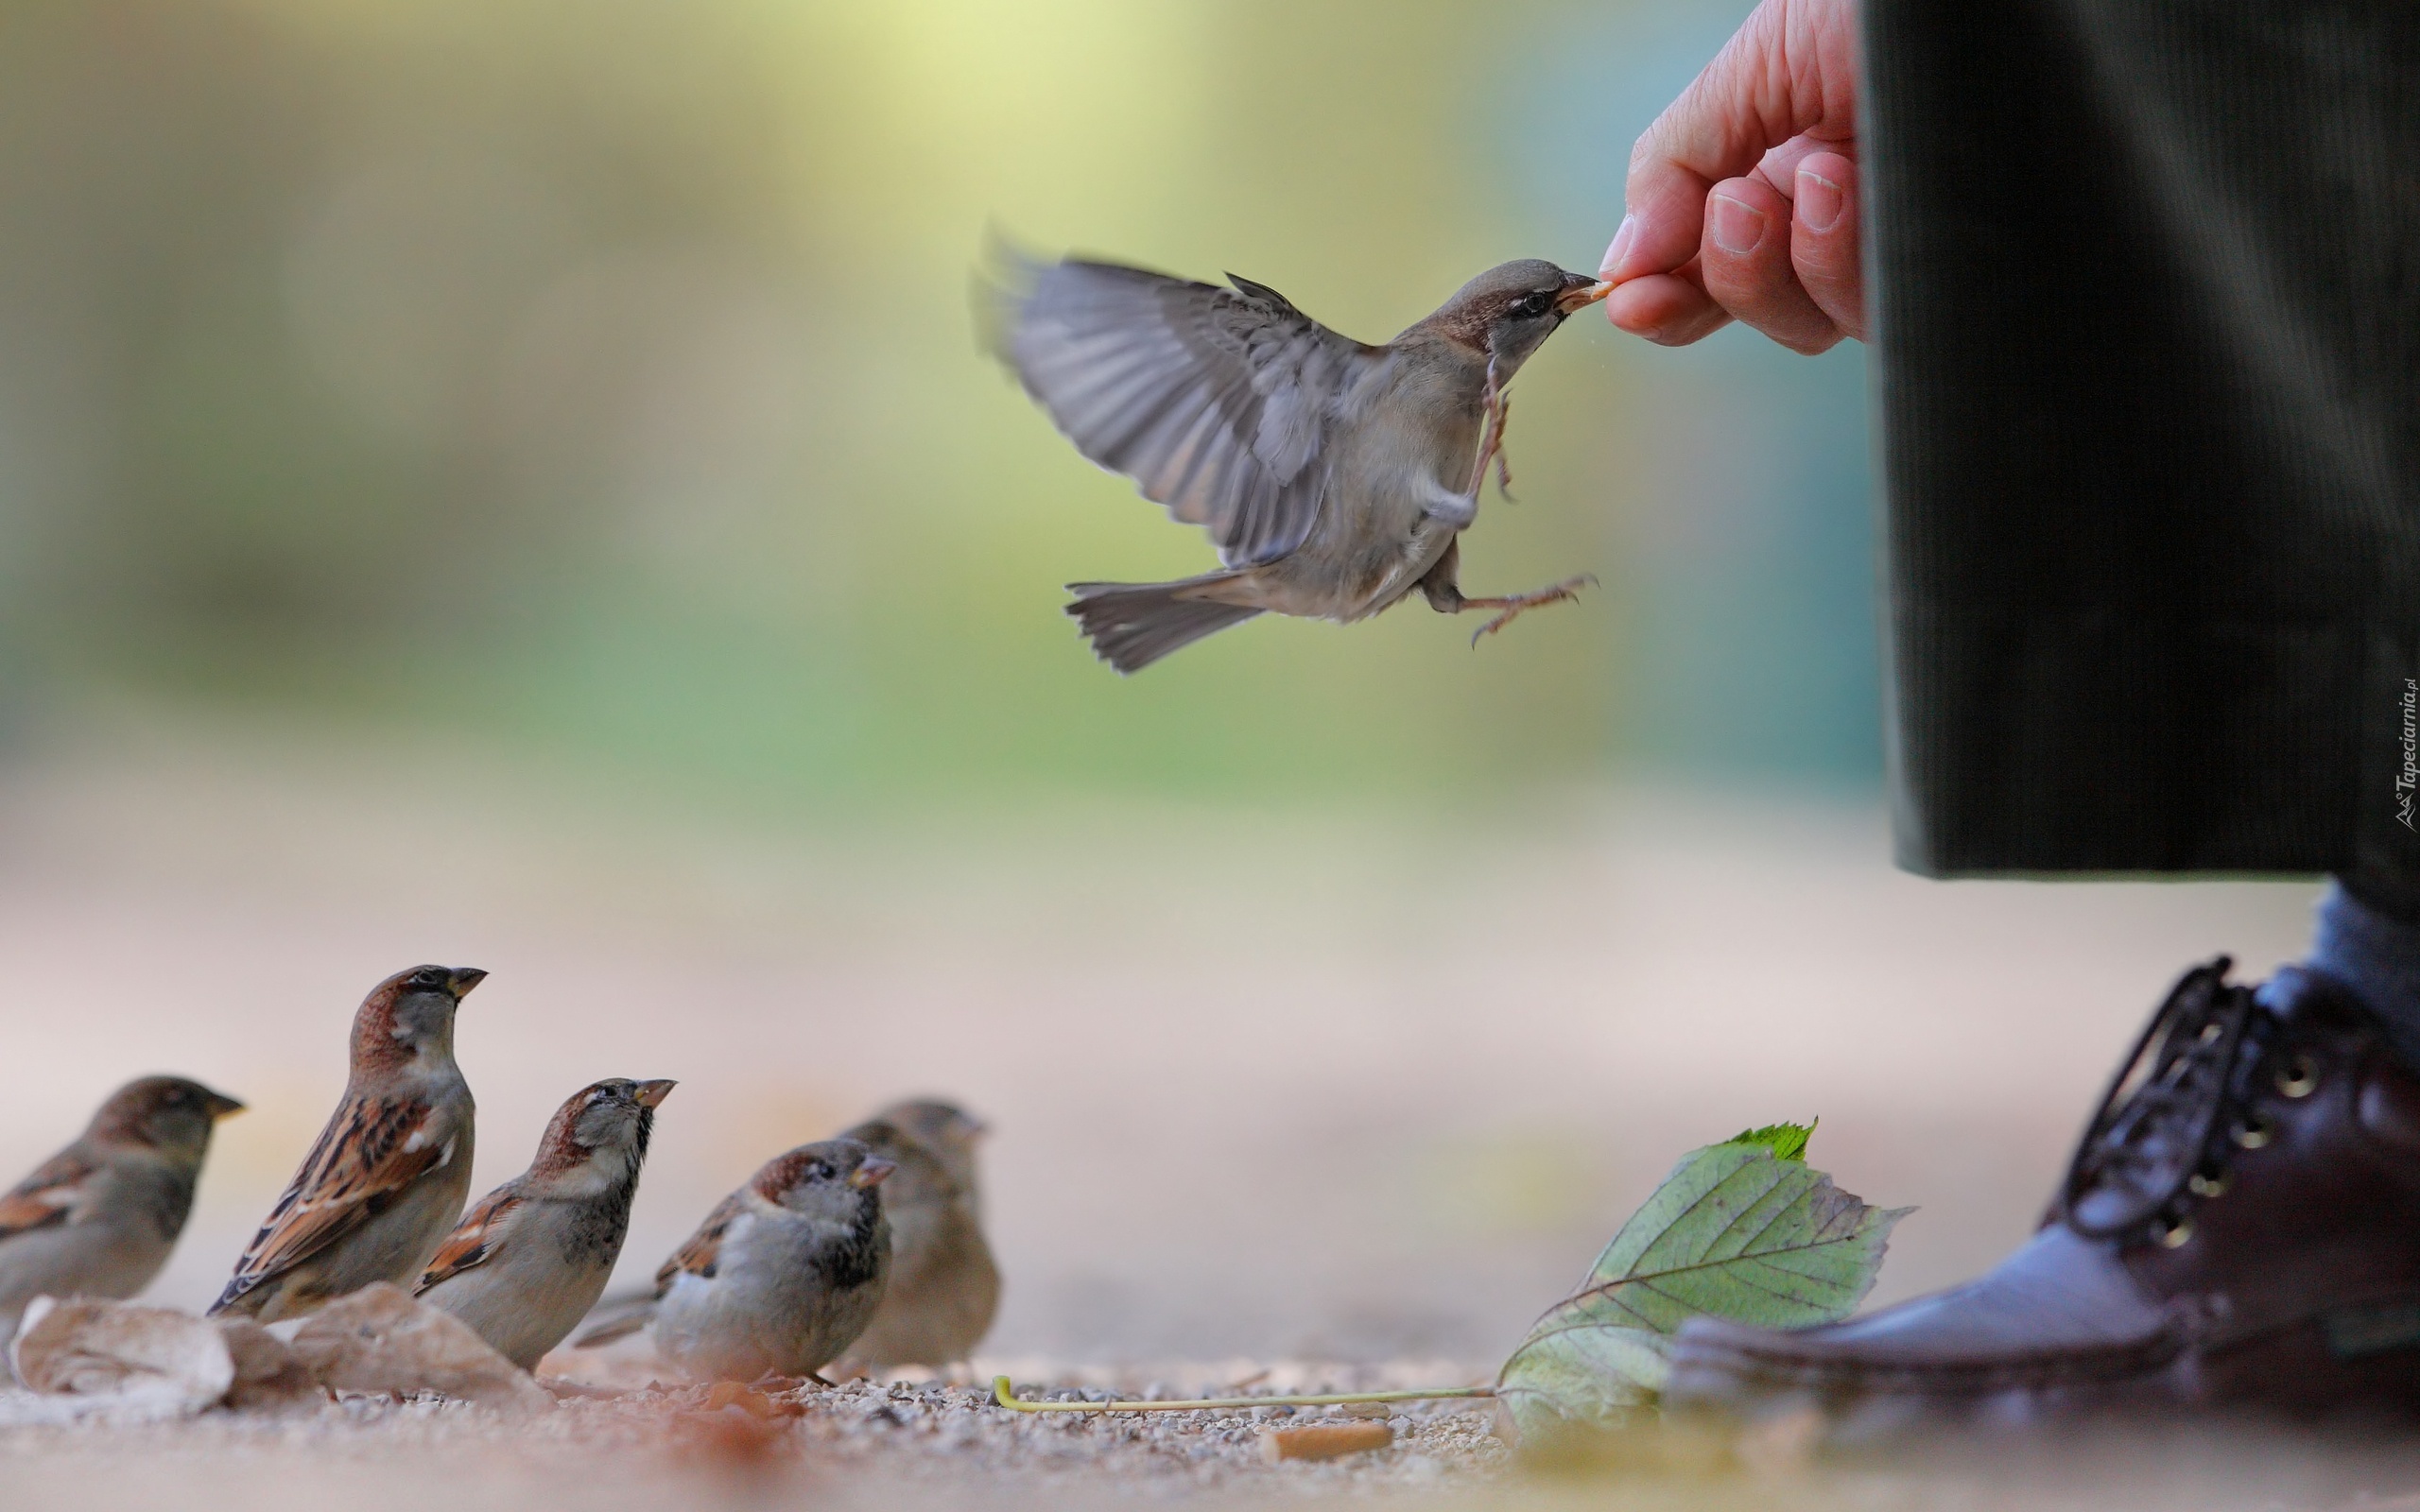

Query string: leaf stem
992 1377 1495 1415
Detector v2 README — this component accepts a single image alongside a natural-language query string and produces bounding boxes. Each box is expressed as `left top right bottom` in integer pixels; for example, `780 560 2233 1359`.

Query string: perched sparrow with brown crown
210 965 485 1322
0 1077 244 1363
579 1138 893 1383
414 1077 675 1370
987 251 1610 672
832 1099 997 1371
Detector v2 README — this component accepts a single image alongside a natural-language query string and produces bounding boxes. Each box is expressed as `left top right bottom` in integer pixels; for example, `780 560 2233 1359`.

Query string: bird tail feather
1064 575 1262 674
571 1292 658 1349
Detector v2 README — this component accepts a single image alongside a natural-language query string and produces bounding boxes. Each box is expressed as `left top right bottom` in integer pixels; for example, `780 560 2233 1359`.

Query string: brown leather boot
1667 960 2420 1431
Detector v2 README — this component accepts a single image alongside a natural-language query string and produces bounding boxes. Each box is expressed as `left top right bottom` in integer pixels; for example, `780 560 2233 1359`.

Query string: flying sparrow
415 1077 675 1371
988 251 1610 672
0 1077 244 1363
583 1138 893 1383
832 1099 998 1371
210 965 486 1322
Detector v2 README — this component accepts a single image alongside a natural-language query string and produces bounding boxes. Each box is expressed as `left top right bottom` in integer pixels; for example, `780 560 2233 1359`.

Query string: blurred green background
0 0 1878 812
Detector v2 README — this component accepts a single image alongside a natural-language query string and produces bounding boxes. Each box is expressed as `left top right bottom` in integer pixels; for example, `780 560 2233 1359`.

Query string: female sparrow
631 1138 894 1383
415 1076 675 1370
989 252 1610 671
0 1076 245 1361
210 965 486 1322
832 1099 998 1370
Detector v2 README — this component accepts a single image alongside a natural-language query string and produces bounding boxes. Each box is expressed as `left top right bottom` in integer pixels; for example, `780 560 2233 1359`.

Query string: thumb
1604 0 1858 283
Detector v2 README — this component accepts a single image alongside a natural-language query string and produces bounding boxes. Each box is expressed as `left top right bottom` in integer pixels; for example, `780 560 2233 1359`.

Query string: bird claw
1473 353 1517 500
1488 395 1516 500
1467 575 1597 646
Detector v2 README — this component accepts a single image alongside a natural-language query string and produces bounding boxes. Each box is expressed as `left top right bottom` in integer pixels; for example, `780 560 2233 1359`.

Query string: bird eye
1510 290 1554 319
410 967 445 989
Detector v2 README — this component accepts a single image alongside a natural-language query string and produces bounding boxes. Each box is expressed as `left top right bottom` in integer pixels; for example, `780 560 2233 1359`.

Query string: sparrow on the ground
987 251 1611 672
832 1099 998 1370
210 965 486 1322
0 1077 245 1362
415 1076 675 1370
582 1138 893 1383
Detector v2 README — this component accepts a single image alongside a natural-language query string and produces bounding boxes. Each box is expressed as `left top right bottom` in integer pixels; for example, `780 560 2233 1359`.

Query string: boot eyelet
2274 1053 2320 1099
2187 1168 2232 1198
2231 1111 2277 1149
2152 1214 2194 1248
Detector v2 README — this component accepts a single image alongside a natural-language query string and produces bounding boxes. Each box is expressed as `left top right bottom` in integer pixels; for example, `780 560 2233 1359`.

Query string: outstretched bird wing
0 1146 101 1238
213 1093 456 1313
987 254 1382 568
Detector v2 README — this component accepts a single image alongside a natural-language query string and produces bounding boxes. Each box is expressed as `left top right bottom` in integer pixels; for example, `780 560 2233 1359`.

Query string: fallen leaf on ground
1495 1122 1908 1444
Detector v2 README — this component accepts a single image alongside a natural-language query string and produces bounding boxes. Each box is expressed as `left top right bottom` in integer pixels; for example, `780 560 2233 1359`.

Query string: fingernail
1600 215 1634 278
1797 168 1844 233
1709 194 1766 257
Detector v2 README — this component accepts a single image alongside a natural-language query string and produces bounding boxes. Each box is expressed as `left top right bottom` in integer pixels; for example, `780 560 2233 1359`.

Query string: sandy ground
17 1368 2420 1512
0 707 2388 1506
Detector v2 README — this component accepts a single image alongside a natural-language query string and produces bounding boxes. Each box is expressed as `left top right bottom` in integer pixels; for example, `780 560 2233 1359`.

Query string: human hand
1600 0 1865 353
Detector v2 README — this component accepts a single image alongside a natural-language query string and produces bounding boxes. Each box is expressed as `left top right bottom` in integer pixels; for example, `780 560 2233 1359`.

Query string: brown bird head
1417 259 1610 377
755 1137 895 1227
353 964 487 1075
839 1116 955 1212
531 1075 675 1177
89 1075 245 1160
861 1098 987 1197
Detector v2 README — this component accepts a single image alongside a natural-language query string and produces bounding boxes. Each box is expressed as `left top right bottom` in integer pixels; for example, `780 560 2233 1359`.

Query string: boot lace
2054 957 2273 1244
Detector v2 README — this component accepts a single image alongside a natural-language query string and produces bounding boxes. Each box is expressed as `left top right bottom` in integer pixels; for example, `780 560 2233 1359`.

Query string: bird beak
634 1078 677 1108
447 968 489 1000
207 1093 247 1121
1555 279 1613 315
850 1158 896 1190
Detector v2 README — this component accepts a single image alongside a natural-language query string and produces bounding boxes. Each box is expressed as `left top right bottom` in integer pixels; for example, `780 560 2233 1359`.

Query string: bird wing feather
415 1183 522 1291
216 1093 453 1308
653 1187 749 1295
991 256 1380 568
0 1146 102 1238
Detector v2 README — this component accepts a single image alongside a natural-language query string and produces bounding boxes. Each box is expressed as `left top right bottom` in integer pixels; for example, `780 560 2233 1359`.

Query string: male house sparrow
584 1138 893 1383
989 252 1611 672
415 1077 675 1370
0 1077 244 1362
211 965 486 1322
832 1099 998 1371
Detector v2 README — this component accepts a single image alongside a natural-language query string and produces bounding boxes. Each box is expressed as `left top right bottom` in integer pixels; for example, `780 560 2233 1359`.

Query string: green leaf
1491 1325 1674 1438
1724 1120 1815 1162
1496 1132 1908 1441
